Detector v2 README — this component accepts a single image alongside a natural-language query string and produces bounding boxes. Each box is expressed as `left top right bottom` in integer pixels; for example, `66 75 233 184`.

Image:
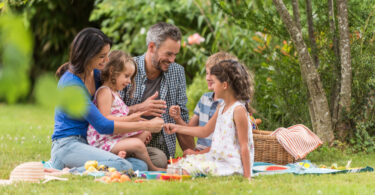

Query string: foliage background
2 0 375 150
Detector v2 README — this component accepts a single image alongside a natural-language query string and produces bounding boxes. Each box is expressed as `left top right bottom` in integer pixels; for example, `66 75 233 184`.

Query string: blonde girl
87 50 165 171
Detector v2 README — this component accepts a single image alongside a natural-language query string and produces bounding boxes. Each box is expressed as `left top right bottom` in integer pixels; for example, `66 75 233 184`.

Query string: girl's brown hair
210 60 255 113
100 50 137 97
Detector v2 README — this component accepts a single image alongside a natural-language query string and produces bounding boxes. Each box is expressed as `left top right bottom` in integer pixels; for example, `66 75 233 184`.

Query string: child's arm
96 87 114 118
169 105 199 126
169 105 186 125
170 105 198 150
164 106 219 138
96 88 144 122
233 106 251 180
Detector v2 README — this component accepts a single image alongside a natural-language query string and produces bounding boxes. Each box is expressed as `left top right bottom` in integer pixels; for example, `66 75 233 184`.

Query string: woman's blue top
52 69 114 140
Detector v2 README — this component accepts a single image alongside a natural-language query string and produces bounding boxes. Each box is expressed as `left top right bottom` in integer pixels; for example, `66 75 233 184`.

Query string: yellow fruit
87 166 97 172
84 160 98 170
108 167 117 172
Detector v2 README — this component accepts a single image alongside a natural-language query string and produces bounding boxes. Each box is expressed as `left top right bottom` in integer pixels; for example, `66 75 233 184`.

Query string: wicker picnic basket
253 130 295 165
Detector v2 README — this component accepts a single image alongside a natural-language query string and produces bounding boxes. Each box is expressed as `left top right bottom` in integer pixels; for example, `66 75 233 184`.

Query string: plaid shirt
119 54 189 157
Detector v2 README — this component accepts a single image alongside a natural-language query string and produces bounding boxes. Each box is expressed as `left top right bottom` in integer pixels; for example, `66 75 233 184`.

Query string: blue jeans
51 135 147 172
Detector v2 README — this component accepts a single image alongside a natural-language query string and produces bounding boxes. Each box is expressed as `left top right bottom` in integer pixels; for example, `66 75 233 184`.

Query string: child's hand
169 105 181 120
143 131 152 144
164 123 178 134
145 117 164 133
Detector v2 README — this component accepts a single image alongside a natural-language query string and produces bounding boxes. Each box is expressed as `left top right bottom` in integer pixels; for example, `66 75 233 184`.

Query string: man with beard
120 22 194 169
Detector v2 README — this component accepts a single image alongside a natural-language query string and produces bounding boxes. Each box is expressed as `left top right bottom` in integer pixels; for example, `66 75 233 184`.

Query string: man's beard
151 53 169 73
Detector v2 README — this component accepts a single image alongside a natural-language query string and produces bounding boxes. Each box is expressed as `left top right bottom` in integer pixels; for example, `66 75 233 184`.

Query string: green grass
1 103 375 194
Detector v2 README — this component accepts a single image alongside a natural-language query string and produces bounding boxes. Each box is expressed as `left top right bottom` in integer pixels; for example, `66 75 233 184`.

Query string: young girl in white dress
87 50 165 171
165 60 255 180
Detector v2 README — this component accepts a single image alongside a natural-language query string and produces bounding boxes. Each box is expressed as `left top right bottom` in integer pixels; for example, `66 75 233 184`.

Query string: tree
216 0 356 143
272 0 334 143
335 0 352 139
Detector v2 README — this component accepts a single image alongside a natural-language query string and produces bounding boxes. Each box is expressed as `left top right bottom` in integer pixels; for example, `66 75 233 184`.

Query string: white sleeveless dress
177 101 254 176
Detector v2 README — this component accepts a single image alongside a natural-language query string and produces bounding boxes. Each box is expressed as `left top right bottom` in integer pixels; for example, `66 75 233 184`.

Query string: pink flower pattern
87 86 142 151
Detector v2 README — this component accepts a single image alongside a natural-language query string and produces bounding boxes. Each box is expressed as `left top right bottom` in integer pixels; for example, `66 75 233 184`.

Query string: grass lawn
1 103 374 194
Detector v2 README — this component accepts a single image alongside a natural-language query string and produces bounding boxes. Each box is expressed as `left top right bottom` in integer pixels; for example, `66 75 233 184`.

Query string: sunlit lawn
1 103 374 194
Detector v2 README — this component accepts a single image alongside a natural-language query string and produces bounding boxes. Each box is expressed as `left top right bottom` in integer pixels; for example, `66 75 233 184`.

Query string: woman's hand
169 105 181 121
145 117 164 133
123 111 146 122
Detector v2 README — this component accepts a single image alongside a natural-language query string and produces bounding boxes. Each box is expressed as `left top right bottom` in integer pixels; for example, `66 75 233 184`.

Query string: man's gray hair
146 22 182 47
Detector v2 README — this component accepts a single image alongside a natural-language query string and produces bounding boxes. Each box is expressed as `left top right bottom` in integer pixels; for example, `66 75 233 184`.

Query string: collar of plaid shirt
120 54 189 157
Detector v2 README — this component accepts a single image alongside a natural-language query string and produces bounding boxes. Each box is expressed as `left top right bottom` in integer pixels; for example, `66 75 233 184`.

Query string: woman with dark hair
51 27 164 172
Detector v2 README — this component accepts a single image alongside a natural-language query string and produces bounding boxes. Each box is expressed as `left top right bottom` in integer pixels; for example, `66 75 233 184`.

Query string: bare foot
118 151 127 158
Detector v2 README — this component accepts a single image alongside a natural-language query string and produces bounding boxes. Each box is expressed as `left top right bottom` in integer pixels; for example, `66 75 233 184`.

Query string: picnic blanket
253 160 373 176
271 124 323 160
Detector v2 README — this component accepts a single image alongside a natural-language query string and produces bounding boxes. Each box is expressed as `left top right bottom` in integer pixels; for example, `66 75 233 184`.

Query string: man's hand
140 92 167 117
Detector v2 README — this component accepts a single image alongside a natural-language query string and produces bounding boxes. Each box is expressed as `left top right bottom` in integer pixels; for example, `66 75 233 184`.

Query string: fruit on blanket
84 160 98 170
98 165 108 171
121 169 137 178
110 171 121 180
87 166 97 172
108 167 117 172
100 176 111 183
120 174 131 182
112 178 120 183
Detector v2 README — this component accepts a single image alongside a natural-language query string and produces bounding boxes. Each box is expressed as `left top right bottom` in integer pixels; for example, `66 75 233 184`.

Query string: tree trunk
328 0 341 131
336 0 352 139
305 0 319 67
273 0 334 143
291 0 317 134
292 0 302 31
